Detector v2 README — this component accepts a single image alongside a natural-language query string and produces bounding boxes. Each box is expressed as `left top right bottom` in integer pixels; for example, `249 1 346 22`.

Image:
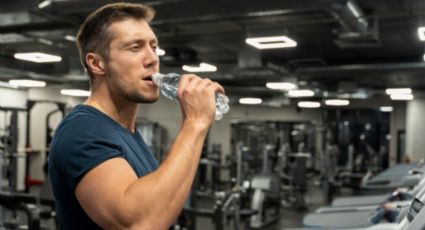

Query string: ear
85 53 106 76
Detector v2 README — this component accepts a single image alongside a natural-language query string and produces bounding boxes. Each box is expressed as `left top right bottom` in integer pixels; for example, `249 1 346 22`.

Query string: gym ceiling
1 0 425 107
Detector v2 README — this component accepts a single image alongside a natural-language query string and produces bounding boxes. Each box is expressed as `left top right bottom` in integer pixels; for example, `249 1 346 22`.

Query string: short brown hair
76 2 155 81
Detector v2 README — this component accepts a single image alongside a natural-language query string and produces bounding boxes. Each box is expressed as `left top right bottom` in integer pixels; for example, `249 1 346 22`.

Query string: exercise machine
250 144 281 228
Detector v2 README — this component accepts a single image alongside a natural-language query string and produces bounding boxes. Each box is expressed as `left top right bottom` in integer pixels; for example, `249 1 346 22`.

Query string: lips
143 76 153 81
142 75 157 87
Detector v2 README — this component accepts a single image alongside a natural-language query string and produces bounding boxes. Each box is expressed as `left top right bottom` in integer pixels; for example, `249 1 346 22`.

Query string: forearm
121 121 209 229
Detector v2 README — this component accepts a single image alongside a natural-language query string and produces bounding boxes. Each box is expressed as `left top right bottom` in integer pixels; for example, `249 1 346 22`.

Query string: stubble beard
128 91 159 104
106 68 159 104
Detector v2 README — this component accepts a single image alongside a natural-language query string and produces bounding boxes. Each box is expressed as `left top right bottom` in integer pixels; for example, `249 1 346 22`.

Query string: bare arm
75 75 224 230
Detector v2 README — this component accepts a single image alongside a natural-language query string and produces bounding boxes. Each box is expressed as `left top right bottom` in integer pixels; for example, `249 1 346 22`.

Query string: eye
129 45 141 52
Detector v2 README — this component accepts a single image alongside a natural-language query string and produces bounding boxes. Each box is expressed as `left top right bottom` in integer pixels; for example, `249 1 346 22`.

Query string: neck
85 93 139 133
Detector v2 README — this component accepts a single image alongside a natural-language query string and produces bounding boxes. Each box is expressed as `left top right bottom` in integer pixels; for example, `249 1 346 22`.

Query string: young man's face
104 18 160 103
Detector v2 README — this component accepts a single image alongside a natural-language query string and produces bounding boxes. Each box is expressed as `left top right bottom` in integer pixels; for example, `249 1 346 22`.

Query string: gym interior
1 0 425 229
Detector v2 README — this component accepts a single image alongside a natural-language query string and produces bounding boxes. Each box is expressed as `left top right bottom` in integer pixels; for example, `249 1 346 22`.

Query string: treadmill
330 177 425 208
302 179 425 228
328 164 425 208
361 163 425 190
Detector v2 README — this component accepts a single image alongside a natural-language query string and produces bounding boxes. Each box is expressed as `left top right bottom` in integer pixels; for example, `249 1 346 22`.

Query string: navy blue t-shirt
48 104 159 229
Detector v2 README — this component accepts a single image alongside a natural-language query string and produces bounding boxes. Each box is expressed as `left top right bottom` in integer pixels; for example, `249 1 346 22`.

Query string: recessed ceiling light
38 0 52 9
418 27 425 41
14 52 62 63
325 99 350 106
385 88 412 95
182 62 217 72
298 101 321 108
8 79 46 88
38 38 53 45
64 35 76 42
60 89 91 97
423 54 425 62
239 97 262 105
266 82 297 90
390 94 414 100
156 47 165 56
245 36 297 49
380 106 393 112
288 89 315 97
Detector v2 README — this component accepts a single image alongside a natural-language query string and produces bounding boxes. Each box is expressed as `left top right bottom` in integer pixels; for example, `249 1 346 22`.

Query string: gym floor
192 180 328 230
263 181 325 230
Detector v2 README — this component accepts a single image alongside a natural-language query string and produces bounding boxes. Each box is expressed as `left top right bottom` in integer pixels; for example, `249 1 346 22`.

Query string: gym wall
406 98 425 161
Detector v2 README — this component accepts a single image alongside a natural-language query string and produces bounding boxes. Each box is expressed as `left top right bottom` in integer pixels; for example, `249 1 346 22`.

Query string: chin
128 91 159 104
134 94 159 104
142 98 159 104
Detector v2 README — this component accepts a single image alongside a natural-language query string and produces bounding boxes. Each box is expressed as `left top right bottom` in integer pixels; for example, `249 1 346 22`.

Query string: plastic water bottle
152 72 230 120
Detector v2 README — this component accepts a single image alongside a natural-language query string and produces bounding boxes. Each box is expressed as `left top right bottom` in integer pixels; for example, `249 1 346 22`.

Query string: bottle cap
152 73 163 86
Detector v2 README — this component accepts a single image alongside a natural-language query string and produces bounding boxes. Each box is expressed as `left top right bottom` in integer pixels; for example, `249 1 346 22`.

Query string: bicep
75 157 138 229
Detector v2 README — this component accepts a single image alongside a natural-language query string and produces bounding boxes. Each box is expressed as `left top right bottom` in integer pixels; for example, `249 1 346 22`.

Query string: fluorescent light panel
156 47 165 56
245 36 297 49
8 79 46 88
380 106 393 112
325 99 350 106
347 1 361 18
38 0 52 9
38 38 53 45
182 62 217 72
239 97 262 105
266 82 297 90
60 89 91 97
288 89 315 97
0 81 19 89
390 94 414 100
385 88 412 95
298 101 320 108
14 52 62 63
64 35 76 42
418 27 425 41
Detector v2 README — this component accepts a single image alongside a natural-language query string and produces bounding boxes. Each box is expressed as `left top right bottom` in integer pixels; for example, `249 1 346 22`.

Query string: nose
144 46 159 70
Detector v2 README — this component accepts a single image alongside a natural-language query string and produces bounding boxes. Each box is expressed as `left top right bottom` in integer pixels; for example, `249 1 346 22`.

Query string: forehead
108 18 157 43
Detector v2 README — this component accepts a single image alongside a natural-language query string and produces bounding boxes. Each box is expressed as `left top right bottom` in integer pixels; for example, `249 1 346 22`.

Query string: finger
178 74 197 95
196 78 225 95
178 74 195 92
180 75 225 95
197 78 214 90
178 74 202 97
210 82 225 95
185 75 203 92
186 76 202 92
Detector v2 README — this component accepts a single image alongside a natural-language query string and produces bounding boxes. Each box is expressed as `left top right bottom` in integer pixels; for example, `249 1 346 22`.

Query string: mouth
142 75 158 87
143 76 153 81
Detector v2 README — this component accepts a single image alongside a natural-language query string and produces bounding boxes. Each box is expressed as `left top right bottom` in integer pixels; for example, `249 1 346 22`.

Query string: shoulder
49 106 124 188
55 105 118 141
49 106 122 167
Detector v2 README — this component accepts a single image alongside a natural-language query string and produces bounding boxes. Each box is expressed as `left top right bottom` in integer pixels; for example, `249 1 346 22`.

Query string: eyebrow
122 38 158 47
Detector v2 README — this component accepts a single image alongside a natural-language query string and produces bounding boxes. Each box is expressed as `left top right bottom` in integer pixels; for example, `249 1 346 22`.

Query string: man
49 2 224 229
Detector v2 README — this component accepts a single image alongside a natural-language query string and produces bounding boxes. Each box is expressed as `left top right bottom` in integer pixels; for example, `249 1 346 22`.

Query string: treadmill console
407 198 424 222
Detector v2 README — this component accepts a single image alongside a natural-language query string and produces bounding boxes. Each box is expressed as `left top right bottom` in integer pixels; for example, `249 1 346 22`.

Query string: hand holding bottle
152 73 230 120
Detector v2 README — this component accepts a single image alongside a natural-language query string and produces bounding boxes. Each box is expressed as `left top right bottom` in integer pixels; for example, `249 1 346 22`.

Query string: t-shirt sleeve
51 115 123 190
